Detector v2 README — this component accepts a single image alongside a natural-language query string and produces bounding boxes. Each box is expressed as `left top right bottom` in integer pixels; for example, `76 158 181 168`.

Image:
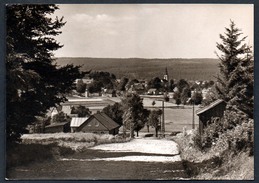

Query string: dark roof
45 122 69 128
92 112 120 130
196 99 225 115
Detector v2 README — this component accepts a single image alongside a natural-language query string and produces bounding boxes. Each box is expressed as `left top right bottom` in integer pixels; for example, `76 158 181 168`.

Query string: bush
194 110 254 155
193 117 223 150
224 120 254 155
193 130 202 150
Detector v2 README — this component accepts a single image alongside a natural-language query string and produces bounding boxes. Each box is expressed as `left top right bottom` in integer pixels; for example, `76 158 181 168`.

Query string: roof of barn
45 122 69 128
70 117 89 127
91 112 120 130
196 99 226 115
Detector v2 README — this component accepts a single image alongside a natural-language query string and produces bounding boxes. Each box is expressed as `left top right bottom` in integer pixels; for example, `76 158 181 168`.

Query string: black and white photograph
5 3 254 180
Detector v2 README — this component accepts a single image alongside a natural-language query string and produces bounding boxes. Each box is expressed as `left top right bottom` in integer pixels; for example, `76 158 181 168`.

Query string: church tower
163 67 169 81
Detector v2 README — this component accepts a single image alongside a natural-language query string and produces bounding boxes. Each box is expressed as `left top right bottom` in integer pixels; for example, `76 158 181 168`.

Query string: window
95 121 99 127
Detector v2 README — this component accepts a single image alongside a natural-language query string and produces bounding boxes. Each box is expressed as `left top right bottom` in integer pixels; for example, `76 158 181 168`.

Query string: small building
196 99 227 135
73 113 120 135
147 88 159 95
102 89 116 97
44 122 70 133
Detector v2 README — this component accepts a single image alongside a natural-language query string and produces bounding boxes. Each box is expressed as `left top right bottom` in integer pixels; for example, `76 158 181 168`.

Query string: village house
167 92 175 99
71 113 120 135
75 78 94 85
147 88 159 95
128 83 146 95
196 99 227 135
102 88 116 97
44 122 70 133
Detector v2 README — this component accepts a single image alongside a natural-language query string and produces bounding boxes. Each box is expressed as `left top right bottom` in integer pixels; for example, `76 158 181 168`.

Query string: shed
44 122 70 133
196 99 226 134
77 112 120 135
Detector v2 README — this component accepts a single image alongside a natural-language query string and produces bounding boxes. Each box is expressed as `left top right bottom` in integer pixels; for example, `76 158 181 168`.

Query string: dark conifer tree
215 21 253 118
6 4 84 143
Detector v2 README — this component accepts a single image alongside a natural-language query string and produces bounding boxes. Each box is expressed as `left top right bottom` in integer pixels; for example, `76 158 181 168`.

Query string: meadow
56 57 219 80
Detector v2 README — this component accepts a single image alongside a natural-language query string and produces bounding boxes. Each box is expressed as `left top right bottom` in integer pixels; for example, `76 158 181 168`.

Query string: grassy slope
172 131 254 180
55 57 219 80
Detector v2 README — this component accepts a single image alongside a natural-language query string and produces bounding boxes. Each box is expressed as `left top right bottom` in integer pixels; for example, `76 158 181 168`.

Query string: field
140 97 199 133
63 96 200 133
56 57 219 80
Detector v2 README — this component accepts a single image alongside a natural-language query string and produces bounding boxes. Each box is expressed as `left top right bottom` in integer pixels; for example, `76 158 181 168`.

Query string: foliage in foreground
193 111 254 156
6 143 74 169
172 129 254 180
7 133 131 171
215 20 253 119
193 21 254 156
6 4 84 143
171 21 254 180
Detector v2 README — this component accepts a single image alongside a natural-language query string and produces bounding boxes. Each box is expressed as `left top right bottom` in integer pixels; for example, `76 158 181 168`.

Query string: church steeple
164 67 169 81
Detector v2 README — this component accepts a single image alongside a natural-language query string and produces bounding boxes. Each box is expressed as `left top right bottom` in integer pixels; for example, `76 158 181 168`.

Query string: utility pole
192 101 195 129
161 100 165 137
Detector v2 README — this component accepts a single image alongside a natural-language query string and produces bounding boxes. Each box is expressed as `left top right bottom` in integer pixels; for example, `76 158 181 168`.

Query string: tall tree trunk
137 131 139 137
155 128 158 137
147 125 149 132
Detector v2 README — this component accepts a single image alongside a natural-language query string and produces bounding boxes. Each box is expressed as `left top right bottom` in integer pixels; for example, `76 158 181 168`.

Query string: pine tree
215 21 253 118
6 4 84 143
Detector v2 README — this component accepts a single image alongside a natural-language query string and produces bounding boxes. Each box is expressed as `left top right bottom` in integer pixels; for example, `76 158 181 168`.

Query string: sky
53 4 253 58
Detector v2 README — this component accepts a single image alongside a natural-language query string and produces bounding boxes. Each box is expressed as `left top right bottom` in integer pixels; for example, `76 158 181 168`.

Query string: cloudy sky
53 4 253 58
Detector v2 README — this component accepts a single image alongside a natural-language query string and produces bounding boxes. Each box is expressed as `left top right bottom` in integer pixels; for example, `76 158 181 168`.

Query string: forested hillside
56 58 219 80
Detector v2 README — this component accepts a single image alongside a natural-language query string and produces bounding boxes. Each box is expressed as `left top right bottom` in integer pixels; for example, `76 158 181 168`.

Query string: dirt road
7 139 189 180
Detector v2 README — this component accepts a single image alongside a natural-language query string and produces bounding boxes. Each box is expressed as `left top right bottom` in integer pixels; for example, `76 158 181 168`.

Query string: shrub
193 110 254 155
224 120 254 155
195 110 254 155
193 117 223 150
193 130 202 150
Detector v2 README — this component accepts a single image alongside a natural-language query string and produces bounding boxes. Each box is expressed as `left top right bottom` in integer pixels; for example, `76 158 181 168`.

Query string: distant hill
55 57 219 81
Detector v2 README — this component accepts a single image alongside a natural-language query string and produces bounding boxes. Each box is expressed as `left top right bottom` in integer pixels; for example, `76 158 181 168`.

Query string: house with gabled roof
128 83 146 95
196 99 226 135
70 113 120 135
